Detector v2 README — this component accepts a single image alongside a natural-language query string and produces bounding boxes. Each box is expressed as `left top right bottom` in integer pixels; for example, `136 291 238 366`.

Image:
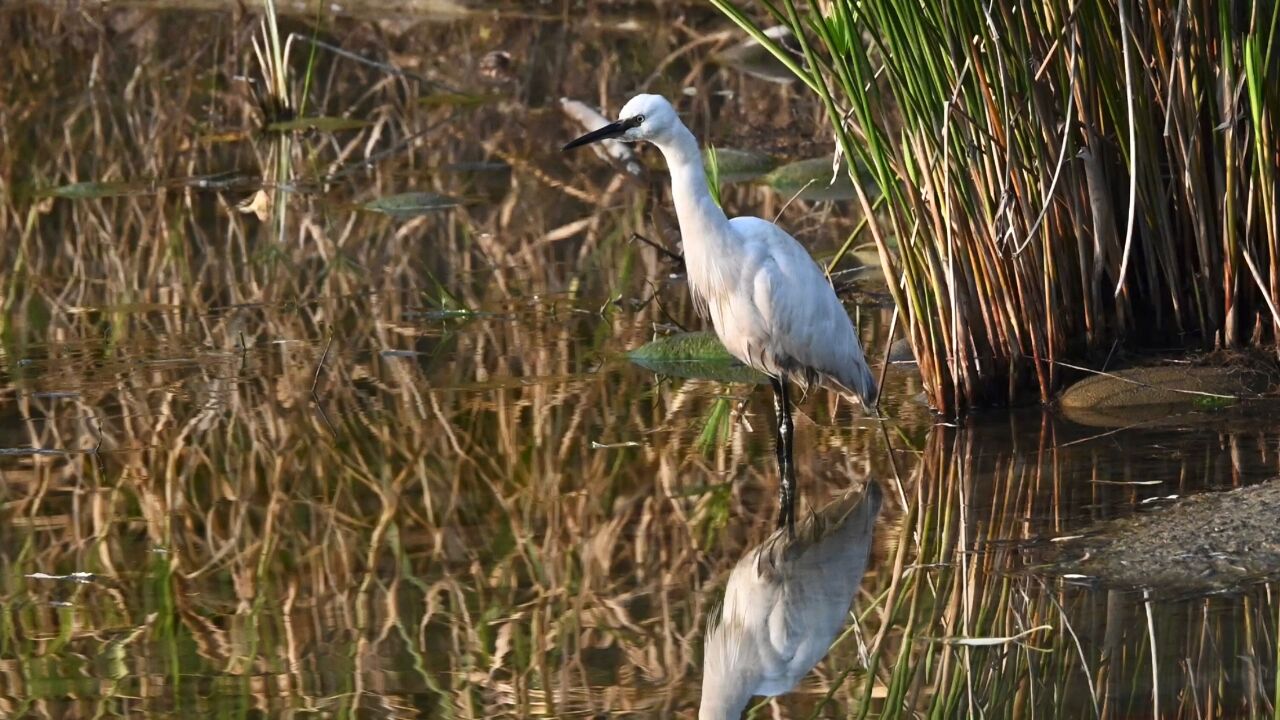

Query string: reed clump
714 0 1280 414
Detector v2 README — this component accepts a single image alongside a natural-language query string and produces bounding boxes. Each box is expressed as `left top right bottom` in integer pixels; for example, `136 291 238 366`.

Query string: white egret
564 94 877 532
700 480 882 719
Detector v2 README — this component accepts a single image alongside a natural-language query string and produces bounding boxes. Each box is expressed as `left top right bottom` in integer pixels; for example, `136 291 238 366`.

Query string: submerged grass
714 0 1280 414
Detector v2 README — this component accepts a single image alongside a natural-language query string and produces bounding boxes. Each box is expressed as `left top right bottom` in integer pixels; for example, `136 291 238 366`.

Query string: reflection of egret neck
698 680 754 720
698 616 760 720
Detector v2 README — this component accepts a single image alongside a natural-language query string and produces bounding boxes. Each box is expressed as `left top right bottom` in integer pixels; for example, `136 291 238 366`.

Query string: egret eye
635 114 645 123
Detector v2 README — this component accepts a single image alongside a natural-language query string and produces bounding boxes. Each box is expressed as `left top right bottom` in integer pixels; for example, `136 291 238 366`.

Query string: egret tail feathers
822 367 879 412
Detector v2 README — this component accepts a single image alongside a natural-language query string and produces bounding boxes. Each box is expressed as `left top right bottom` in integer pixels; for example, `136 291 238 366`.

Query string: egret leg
770 377 797 536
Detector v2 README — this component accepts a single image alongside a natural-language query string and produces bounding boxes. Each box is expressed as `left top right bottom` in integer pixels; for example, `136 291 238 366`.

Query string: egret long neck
655 125 732 290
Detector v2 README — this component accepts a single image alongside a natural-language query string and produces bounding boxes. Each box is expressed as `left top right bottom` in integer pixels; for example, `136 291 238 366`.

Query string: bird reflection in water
699 481 882 719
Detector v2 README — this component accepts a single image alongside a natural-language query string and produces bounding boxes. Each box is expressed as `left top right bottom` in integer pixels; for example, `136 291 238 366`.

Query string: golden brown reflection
1 3 1278 719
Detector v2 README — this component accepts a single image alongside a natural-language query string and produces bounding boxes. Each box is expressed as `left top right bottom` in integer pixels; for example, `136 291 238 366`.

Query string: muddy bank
1040 478 1280 594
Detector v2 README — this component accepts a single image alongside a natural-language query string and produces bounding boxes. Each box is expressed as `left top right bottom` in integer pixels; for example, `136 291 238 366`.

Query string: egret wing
729 216 876 404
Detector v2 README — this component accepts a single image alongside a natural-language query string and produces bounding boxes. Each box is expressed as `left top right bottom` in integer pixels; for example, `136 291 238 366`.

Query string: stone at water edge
886 337 915 364
1058 365 1268 410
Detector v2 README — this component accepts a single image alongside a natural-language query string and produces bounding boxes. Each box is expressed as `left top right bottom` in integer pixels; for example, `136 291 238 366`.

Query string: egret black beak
562 120 628 151
562 115 641 151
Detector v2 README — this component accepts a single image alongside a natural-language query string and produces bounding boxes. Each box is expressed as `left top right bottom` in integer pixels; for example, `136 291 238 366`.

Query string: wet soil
1041 478 1280 594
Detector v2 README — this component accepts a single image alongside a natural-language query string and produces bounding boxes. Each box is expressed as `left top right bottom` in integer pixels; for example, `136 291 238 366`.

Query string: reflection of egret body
563 95 877 532
699 481 882 719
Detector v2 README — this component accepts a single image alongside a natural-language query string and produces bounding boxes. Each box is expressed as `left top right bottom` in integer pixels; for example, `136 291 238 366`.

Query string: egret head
562 94 679 150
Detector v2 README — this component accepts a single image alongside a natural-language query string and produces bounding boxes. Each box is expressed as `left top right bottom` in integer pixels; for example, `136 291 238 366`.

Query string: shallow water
1 3 1277 718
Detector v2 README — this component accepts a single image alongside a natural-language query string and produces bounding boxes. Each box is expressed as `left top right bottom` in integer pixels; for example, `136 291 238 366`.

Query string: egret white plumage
564 94 878 532
699 480 882 719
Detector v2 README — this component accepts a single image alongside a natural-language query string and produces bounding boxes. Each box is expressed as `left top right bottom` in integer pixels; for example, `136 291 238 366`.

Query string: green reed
712 0 1280 414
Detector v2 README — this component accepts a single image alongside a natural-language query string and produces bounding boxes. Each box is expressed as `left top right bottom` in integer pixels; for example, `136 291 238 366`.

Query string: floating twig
590 441 641 449
311 332 334 397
